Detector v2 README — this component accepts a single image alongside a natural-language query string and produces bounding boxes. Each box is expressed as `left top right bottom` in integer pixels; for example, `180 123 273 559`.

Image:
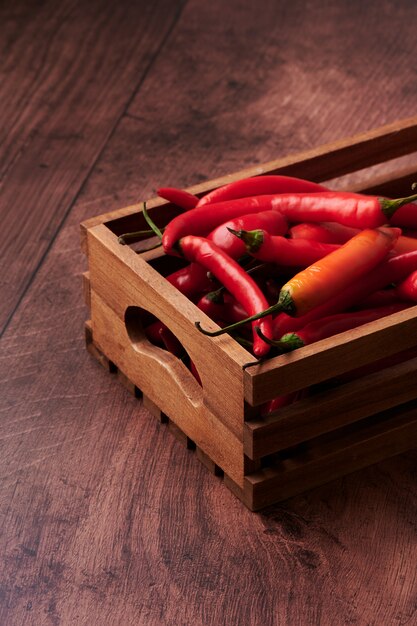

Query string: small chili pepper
261 387 309 416
159 326 184 357
179 236 273 357
289 222 359 244
145 320 165 346
395 270 417 302
272 249 417 338
228 228 340 266
157 187 199 210
259 303 410 351
162 190 417 255
166 263 215 299
196 175 328 206
351 289 401 309
196 226 400 338
197 290 248 325
209 210 288 259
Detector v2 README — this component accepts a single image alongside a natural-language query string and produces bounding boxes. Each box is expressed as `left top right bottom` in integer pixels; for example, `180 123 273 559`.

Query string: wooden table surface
1 1 417 624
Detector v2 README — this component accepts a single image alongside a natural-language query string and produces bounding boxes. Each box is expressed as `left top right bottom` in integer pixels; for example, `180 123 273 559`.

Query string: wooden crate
80 117 417 510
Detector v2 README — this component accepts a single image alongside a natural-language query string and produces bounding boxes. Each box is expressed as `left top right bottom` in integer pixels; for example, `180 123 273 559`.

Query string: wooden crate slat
244 306 417 405
89 288 245 486
245 356 417 459
245 405 417 510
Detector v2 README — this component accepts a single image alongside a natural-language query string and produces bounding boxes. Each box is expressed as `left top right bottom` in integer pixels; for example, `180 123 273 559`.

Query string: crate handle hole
124 306 203 387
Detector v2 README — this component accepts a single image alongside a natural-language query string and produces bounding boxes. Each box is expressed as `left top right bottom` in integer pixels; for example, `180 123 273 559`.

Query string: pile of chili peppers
119 175 417 414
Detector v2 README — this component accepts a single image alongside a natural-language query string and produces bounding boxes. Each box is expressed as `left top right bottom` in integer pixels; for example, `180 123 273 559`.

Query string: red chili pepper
157 187 199 210
162 191 417 255
209 210 287 259
179 236 273 357
395 270 417 302
145 320 165 346
166 263 215 299
289 223 417 261
197 227 400 338
352 289 401 309
272 249 417 338
197 290 248 325
261 387 309 416
289 222 359 244
196 175 328 206
229 228 340 266
271 303 410 351
159 326 184 357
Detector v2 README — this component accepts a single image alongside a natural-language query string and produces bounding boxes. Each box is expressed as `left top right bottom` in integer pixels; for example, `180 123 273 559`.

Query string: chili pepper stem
195 301 283 336
380 190 417 219
142 202 164 240
118 228 158 245
255 327 302 351
227 227 264 253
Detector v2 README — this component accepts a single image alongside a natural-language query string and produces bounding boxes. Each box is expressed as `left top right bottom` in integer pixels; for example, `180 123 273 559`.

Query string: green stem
118 228 158 245
255 327 302 351
195 301 283 336
227 227 264 253
380 188 417 219
142 201 163 240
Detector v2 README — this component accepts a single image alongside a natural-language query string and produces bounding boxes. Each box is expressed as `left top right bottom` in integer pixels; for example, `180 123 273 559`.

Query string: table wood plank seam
0 0 189 340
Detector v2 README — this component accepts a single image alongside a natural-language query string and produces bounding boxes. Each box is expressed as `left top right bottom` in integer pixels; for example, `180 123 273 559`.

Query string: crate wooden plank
86 223 250 439
89 289 245 486
245 404 417 510
245 355 417 459
244 307 417 405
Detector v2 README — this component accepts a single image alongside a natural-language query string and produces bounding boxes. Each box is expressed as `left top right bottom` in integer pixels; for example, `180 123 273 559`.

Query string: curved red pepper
157 187 199 210
197 227 400 339
179 236 273 357
395 270 417 302
162 191 417 256
166 263 215 299
196 175 328 206
229 228 340 266
277 303 410 350
209 210 287 259
289 222 359 244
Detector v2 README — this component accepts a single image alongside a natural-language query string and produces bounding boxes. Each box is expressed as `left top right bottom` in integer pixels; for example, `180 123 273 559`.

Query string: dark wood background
1 1 416 624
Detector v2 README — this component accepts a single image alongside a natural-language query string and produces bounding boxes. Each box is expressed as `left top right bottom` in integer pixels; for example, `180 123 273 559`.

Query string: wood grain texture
0 0 185 335
1 0 417 624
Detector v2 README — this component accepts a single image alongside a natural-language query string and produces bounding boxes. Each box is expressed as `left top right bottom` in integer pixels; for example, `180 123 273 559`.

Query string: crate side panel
245 355 417 458
87 224 249 439
244 307 417 405
246 406 417 510
90 290 244 486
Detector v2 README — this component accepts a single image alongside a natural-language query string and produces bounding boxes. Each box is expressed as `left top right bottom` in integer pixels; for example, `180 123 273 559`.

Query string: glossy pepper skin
279 226 401 317
196 226 400 339
157 187 199 209
229 228 340 266
277 303 410 350
178 236 273 357
272 249 417 338
209 210 287 259
162 190 417 256
196 174 328 206
395 270 417 302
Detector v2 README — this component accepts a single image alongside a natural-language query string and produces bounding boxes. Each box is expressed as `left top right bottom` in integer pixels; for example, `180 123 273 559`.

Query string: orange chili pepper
196 226 400 338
